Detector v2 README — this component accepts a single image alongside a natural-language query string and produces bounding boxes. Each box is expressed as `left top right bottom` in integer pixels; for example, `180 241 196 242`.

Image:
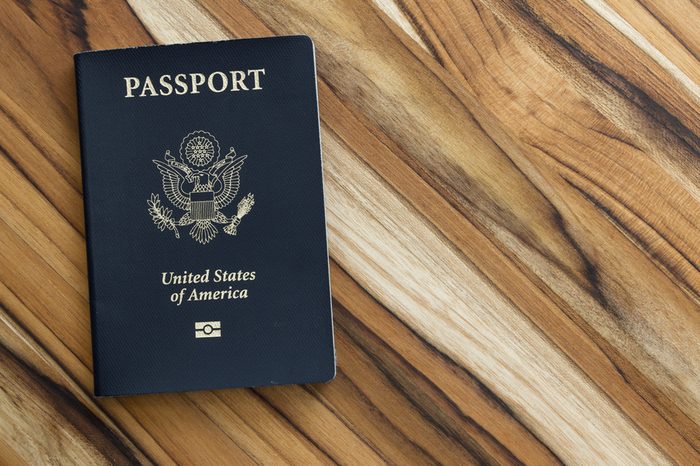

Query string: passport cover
74 36 335 396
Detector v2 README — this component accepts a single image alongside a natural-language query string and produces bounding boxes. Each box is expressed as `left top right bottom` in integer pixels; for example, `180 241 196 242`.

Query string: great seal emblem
147 130 255 244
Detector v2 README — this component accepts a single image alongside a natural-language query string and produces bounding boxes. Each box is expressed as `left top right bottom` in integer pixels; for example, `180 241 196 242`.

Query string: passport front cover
75 36 335 396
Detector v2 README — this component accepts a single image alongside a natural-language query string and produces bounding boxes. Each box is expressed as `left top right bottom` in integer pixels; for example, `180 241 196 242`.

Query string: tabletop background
1 0 698 464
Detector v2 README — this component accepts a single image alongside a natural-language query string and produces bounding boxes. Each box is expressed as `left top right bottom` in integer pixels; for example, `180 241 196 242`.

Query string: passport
74 36 335 396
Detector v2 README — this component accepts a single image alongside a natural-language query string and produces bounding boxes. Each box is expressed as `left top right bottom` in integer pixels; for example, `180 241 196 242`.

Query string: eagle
152 152 249 244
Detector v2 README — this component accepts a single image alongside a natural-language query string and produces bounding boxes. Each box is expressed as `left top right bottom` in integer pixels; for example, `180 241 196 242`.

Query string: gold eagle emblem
147 130 255 244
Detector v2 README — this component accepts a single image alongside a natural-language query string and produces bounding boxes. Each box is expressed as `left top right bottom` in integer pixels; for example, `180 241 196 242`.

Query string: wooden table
1 1 698 464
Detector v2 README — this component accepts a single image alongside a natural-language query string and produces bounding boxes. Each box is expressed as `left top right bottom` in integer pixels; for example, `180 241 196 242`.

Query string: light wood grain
0 0 698 464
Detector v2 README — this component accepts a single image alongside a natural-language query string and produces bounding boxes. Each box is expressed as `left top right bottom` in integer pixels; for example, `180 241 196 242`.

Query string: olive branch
147 193 180 238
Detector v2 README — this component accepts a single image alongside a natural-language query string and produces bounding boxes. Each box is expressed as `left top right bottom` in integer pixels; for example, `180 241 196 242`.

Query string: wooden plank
0 0 697 463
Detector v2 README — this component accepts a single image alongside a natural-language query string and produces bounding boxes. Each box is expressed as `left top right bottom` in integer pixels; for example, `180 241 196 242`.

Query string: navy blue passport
75 36 335 396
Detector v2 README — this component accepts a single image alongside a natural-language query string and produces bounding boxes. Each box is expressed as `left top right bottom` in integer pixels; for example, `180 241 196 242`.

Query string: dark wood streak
335 69 614 312
334 321 488 463
406 136 700 455
530 105 700 264
248 389 338 464
208 391 290 462
397 0 700 284
485 182 700 455
331 264 564 465
590 126 644 153
529 140 700 301
183 395 259 464
0 103 82 192
320 20 609 302
385 0 700 297
300 384 395 465
14 0 36 22
0 325 143 465
328 107 698 457
516 143 700 451
636 0 700 63
321 72 688 459
0 142 84 236
564 173 700 301
0 187 84 275
51 0 91 51
391 0 445 67
333 303 520 466
323 86 567 283
0 18 75 120
509 0 700 160
0 295 89 391
327 110 572 319
0 295 164 464
309 369 441 465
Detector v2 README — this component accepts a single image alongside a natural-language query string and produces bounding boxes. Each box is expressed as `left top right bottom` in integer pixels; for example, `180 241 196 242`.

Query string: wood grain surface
1 0 699 464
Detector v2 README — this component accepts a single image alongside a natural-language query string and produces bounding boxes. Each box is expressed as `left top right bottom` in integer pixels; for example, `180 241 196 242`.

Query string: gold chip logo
195 321 221 338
